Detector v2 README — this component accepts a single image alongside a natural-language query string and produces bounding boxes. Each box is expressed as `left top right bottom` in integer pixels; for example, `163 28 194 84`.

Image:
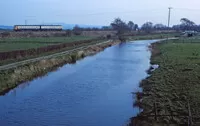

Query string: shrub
118 35 126 42
1 32 10 38
106 34 111 39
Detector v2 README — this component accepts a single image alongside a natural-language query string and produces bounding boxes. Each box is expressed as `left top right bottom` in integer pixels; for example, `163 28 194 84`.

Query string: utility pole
25 20 28 25
168 7 172 28
167 7 172 41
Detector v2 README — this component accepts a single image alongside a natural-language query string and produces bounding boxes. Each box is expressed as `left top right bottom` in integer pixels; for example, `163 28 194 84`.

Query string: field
133 37 200 125
0 35 102 66
0 33 179 52
0 36 94 52
126 33 179 41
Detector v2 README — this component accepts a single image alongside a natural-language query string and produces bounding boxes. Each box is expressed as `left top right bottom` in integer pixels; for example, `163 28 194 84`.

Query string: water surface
0 40 158 126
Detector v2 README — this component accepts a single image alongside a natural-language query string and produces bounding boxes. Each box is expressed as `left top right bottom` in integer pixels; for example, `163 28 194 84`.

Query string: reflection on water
0 40 159 126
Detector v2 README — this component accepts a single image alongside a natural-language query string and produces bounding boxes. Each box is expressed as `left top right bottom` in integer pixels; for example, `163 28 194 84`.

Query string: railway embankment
0 40 120 95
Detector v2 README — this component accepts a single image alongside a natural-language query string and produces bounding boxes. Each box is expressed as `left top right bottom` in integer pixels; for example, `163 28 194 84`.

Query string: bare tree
154 24 167 30
141 22 153 33
134 24 139 31
73 25 82 35
128 21 135 31
110 18 129 35
180 18 196 31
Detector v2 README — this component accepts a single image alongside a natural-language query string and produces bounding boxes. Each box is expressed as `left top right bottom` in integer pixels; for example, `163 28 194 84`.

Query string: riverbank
0 38 106 66
125 33 179 41
0 40 120 95
131 38 200 125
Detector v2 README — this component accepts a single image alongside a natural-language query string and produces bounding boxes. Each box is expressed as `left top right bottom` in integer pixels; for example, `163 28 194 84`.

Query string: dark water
0 40 159 126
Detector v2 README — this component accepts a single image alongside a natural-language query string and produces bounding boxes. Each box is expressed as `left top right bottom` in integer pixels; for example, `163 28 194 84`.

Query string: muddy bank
130 41 200 125
0 40 120 95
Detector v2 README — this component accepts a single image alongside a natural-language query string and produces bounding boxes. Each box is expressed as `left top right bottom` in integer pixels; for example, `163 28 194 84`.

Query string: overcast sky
1 0 200 26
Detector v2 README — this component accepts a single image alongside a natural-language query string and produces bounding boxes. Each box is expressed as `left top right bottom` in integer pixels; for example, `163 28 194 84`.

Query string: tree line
172 18 200 32
72 17 200 35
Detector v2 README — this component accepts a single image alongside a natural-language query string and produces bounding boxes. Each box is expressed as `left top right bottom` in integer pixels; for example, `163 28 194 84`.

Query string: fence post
154 101 158 121
188 101 193 126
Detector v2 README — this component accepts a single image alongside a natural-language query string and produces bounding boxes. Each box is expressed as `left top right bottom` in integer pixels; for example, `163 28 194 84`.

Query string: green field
135 38 200 125
0 36 95 52
0 39 105 66
127 33 179 41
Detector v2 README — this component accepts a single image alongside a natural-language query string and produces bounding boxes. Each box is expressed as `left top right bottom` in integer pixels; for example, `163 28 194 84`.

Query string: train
14 25 63 31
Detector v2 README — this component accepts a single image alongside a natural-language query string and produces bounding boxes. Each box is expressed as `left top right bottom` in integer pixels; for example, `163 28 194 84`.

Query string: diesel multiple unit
14 25 63 31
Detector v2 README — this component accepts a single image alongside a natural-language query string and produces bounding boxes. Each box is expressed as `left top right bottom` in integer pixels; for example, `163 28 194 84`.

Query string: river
0 40 159 126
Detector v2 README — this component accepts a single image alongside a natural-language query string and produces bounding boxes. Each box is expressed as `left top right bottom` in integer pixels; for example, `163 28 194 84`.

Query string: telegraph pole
167 7 172 41
25 20 28 25
168 7 172 28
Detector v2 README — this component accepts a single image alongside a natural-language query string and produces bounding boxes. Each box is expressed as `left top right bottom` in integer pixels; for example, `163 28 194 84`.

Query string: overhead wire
55 9 165 17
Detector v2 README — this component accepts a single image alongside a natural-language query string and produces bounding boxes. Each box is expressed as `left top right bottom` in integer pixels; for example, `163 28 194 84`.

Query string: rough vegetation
0 40 120 95
131 38 200 125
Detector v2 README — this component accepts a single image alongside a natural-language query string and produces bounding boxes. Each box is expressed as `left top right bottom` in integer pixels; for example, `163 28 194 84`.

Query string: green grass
127 33 179 41
173 36 200 43
0 36 94 43
135 38 200 125
0 39 106 66
0 36 95 52
0 43 54 52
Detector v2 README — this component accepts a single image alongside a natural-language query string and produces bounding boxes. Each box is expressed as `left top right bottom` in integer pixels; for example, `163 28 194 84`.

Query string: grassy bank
0 36 94 52
132 38 200 125
0 39 106 66
0 40 120 95
126 33 179 41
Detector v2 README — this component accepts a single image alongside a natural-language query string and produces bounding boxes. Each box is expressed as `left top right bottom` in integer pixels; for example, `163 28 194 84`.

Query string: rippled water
0 40 159 126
